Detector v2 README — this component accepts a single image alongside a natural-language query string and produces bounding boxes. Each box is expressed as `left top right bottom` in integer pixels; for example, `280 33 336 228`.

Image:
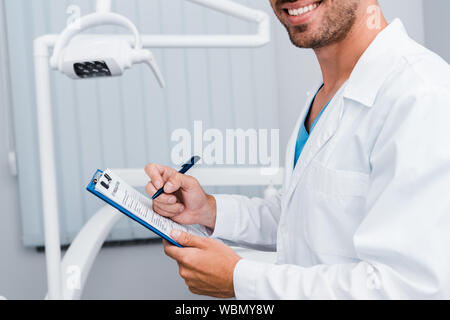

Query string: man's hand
145 163 216 229
164 230 242 298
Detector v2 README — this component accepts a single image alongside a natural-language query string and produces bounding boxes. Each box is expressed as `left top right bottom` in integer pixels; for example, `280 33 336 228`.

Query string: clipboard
86 169 185 247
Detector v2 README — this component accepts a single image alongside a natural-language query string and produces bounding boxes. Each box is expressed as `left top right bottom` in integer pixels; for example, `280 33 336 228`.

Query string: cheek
269 2 282 19
304 6 330 35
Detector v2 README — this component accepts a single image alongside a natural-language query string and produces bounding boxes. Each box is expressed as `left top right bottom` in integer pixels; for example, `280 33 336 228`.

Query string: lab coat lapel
283 91 316 189
284 92 345 202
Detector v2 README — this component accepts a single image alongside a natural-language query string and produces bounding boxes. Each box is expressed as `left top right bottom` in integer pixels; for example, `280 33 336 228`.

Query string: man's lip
281 0 322 10
281 1 322 26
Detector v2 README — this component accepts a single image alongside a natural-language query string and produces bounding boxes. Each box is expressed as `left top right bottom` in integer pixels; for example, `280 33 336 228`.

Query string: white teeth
287 3 319 16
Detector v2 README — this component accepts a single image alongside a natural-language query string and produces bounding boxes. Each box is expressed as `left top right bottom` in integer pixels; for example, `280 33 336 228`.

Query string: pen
151 156 201 200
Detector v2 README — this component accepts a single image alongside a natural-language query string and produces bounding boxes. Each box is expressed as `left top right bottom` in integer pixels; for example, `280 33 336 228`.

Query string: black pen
151 156 201 200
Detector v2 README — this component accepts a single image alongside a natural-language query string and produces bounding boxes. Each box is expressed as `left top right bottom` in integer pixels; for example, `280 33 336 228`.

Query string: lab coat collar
283 19 409 202
343 19 408 107
283 83 346 204
282 89 317 189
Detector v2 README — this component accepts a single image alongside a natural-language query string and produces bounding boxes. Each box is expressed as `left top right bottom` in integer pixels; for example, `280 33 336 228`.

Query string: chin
286 25 318 49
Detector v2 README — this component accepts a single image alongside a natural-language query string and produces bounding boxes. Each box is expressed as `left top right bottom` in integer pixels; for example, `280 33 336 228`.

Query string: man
145 0 450 299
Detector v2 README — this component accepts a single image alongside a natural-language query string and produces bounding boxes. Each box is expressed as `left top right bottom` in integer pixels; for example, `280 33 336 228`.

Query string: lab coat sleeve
211 192 282 250
232 87 450 299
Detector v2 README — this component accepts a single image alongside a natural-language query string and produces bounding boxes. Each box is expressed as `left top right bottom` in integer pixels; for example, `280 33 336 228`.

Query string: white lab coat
211 19 450 299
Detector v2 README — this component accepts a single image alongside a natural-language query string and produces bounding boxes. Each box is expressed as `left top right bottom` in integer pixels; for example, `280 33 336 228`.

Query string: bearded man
145 0 450 299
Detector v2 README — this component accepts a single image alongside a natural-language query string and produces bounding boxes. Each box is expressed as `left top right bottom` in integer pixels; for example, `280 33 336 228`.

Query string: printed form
95 169 209 240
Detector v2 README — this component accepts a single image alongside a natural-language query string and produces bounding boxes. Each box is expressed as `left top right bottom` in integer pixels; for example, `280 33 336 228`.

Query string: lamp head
50 12 165 87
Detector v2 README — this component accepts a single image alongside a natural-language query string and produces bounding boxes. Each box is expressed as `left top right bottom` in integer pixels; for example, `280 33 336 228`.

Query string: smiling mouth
283 1 322 18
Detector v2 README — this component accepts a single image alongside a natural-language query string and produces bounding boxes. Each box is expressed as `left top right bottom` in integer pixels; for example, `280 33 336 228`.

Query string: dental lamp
50 12 165 87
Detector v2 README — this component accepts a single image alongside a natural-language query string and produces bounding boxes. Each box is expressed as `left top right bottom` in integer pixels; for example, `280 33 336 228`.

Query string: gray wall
424 0 450 63
2 0 449 300
0 121 48 300
0 0 47 297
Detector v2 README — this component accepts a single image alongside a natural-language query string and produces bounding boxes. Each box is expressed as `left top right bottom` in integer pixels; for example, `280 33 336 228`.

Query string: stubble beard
284 0 360 49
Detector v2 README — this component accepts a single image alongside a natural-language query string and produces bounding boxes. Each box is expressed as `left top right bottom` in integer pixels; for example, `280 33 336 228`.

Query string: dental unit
33 0 273 300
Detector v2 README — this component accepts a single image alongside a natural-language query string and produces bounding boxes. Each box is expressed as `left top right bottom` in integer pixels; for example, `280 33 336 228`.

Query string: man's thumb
165 173 198 194
171 229 204 248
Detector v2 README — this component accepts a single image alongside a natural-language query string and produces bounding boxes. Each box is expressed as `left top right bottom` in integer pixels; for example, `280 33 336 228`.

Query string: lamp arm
132 50 166 88
50 12 142 69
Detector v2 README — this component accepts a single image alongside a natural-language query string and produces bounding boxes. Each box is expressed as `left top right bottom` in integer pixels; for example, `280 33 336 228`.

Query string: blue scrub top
294 89 330 168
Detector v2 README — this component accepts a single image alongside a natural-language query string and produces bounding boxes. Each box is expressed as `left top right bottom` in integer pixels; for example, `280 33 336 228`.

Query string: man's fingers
163 240 185 261
153 206 177 219
144 163 176 189
164 242 188 261
170 230 206 248
144 163 165 188
164 173 198 194
146 182 177 204
154 202 184 215
145 163 200 196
